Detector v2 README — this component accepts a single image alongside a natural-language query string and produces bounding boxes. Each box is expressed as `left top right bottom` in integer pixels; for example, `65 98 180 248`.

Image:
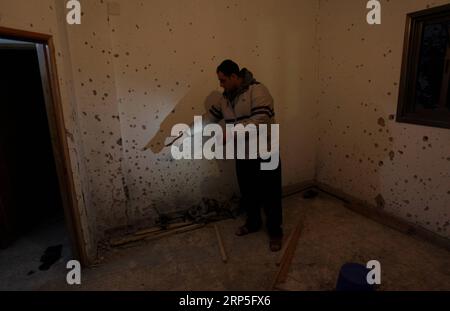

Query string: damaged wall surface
1 0 448 262
67 0 320 237
316 0 450 239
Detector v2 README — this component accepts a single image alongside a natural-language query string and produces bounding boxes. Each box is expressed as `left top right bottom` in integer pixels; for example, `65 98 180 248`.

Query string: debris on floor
110 222 205 247
39 245 62 271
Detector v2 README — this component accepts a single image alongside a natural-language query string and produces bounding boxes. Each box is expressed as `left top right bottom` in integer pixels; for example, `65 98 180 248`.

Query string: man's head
217 59 242 93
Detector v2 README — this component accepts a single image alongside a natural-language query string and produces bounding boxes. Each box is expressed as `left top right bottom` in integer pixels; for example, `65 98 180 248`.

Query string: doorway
0 27 87 288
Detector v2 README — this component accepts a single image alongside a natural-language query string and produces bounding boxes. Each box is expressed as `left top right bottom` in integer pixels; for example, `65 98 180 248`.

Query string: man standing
208 60 283 252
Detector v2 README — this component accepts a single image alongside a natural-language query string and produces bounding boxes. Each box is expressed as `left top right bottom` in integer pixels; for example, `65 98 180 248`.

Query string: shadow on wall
143 88 239 203
143 90 223 153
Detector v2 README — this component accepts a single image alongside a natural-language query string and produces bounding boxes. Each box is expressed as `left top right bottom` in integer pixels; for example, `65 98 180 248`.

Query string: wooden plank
270 217 303 290
214 224 227 263
276 230 293 266
133 221 193 236
111 223 203 246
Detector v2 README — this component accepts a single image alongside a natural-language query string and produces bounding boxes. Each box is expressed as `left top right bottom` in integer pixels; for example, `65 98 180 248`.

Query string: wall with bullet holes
0 0 448 263
62 0 320 241
316 0 450 238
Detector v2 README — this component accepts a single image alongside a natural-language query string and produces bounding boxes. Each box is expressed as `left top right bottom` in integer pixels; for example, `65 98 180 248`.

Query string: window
397 4 450 129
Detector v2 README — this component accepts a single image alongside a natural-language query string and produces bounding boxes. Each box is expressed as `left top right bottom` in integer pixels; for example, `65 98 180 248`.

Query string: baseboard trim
282 180 316 198
314 181 450 252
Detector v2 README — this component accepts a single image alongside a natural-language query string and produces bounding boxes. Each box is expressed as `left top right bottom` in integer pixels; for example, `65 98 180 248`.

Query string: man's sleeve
239 84 275 127
185 92 223 138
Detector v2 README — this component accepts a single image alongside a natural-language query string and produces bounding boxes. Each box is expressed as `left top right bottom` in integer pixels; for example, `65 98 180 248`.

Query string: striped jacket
207 69 276 128
205 69 277 159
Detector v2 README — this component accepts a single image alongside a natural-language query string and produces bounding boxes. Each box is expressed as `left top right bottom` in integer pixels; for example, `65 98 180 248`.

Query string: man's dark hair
217 59 240 77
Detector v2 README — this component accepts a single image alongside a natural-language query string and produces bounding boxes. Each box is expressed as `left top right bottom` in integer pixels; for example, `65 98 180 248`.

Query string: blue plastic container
335 262 375 291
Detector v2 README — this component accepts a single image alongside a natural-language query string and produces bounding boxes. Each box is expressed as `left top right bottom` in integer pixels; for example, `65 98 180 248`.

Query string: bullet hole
423 136 429 142
114 54 119 58
377 117 385 127
375 194 385 210
95 115 101 122
93 90 97 96
82 112 87 116
389 151 395 161
378 161 384 167
389 114 395 120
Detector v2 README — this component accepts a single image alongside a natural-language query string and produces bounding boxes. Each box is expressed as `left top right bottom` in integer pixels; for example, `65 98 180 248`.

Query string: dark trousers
235 157 283 238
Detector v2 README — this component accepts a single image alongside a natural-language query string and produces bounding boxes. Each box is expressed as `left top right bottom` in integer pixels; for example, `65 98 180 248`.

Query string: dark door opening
0 37 76 287
0 39 67 246
0 27 88 271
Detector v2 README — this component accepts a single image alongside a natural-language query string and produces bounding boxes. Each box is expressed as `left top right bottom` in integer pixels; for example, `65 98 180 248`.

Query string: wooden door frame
0 26 89 266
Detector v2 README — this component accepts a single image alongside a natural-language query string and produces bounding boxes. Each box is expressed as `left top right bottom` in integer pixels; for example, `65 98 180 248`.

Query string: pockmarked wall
1 0 320 240
69 0 320 236
6 0 446 255
316 0 450 238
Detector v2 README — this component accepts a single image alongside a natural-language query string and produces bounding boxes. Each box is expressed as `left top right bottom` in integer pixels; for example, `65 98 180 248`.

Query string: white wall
2 0 446 254
0 0 320 248
316 0 450 238
63 0 320 236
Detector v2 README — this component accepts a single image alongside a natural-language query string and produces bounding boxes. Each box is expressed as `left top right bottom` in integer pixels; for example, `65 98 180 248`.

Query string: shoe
235 225 259 237
269 237 282 252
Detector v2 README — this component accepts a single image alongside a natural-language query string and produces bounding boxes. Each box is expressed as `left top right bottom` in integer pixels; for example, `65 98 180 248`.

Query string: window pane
415 21 449 110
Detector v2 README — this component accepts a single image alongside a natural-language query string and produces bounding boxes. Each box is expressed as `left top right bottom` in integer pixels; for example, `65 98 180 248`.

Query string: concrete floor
0 220 71 290
3 191 449 290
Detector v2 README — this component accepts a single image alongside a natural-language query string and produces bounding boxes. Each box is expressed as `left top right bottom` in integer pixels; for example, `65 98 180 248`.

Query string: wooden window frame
397 4 450 129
